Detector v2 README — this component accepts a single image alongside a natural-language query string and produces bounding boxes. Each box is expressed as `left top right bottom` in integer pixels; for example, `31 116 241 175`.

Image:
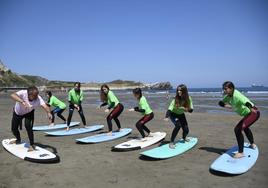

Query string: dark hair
27 86 39 95
100 84 110 102
175 84 190 108
100 84 110 92
46 91 52 97
74 82 81 87
222 81 235 90
133 88 142 99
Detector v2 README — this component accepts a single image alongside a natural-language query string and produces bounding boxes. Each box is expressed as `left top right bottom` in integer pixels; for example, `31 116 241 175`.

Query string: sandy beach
0 93 268 188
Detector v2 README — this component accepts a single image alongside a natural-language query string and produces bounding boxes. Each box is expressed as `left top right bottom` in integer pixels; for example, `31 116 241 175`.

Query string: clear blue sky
0 0 267 87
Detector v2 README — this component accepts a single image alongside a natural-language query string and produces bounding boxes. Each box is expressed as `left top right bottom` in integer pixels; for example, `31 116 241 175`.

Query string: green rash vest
107 90 119 108
223 89 254 117
138 96 153 115
168 96 193 115
49 95 66 109
68 88 84 105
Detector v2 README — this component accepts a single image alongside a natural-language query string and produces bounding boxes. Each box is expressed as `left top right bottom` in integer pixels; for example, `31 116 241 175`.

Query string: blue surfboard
210 143 259 174
44 125 104 136
140 137 198 159
76 128 132 143
33 122 80 131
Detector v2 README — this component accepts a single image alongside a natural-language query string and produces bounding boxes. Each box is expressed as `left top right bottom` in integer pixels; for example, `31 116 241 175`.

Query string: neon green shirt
107 90 119 108
168 96 193 115
223 89 254 117
49 95 66 109
68 88 84 105
139 96 153 115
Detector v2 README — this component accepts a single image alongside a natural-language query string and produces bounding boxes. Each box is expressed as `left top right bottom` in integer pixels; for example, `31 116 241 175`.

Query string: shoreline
0 95 268 187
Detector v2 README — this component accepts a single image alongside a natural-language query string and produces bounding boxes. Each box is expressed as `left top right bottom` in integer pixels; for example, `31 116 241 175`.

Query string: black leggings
136 112 154 138
169 112 189 142
51 108 66 123
107 103 124 132
11 110 35 145
67 104 86 126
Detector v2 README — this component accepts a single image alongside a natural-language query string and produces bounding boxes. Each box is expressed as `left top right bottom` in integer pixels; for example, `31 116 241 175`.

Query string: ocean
2 87 267 116
83 87 268 116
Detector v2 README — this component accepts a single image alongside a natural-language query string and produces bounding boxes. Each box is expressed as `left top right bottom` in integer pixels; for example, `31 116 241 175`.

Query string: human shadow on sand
33 143 60 163
209 168 241 177
139 155 166 161
138 140 170 161
199 146 227 155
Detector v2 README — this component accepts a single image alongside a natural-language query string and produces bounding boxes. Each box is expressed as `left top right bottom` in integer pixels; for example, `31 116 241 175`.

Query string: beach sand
0 94 268 188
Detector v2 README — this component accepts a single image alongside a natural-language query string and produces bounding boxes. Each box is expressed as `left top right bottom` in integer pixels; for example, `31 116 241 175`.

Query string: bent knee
136 122 143 128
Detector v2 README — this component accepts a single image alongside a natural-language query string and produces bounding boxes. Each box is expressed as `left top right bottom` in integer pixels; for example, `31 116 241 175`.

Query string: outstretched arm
41 104 52 121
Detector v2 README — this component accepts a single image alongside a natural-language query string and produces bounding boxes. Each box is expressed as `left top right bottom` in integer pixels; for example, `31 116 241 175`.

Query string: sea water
84 87 268 116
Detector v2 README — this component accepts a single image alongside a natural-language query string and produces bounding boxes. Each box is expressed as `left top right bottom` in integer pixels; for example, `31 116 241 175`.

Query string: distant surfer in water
66 82 87 131
218 81 260 158
45 91 67 126
129 88 154 139
10 86 52 152
164 84 193 149
98 84 124 135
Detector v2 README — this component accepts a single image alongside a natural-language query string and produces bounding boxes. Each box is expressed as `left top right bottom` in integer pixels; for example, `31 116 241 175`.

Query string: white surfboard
112 132 166 151
2 139 59 163
45 125 104 136
210 143 259 174
33 121 80 131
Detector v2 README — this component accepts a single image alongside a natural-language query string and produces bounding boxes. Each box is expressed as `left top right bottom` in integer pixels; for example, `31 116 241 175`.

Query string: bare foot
183 138 190 142
27 145 36 152
66 126 70 131
141 138 147 142
249 143 257 149
49 123 55 126
9 139 18 144
233 152 244 158
147 132 156 137
169 143 176 149
107 131 113 136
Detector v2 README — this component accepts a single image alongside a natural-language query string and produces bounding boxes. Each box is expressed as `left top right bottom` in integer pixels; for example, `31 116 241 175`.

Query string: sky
0 0 268 88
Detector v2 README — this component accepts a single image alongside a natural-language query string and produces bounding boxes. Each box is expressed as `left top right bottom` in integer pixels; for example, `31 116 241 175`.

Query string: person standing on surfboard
129 88 154 139
45 91 67 126
66 82 87 131
164 84 193 149
98 84 124 135
218 81 260 158
10 86 52 152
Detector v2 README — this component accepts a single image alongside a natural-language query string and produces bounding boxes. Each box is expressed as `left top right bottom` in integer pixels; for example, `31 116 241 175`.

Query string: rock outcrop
145 82 173 90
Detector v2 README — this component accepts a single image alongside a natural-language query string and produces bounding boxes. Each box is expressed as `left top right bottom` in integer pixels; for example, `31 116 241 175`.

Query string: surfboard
210 143 259 174
33 122 80 131
76 128 132 143
2 139 59 163
140 137 198 159
112 132 166 151
45 125 104 136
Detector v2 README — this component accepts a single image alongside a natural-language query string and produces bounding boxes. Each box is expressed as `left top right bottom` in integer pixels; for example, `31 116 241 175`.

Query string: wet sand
0 94 268 188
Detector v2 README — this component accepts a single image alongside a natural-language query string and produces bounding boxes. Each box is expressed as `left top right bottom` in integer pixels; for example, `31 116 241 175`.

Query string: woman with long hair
164 84 193 149
98 84 124 135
